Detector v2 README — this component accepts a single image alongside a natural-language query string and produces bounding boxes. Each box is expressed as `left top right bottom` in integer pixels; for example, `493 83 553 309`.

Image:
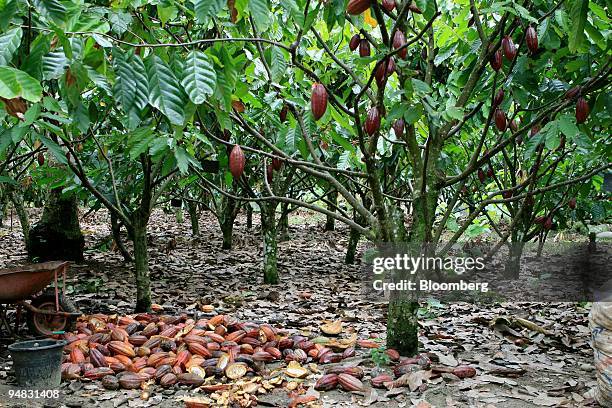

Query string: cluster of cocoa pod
315 351 476 393
60 313 362 392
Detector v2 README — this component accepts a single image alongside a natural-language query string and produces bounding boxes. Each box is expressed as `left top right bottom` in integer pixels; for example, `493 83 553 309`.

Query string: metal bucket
8 339 66 388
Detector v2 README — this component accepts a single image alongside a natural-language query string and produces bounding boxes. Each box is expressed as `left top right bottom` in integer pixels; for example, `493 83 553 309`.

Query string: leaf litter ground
0 209 601 407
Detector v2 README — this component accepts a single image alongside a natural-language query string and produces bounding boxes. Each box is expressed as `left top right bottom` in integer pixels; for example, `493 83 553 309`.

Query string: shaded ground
0 207 602 407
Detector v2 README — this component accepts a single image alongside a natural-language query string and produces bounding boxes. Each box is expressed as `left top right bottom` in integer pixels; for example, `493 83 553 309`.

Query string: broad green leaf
181 51 216 105
21 34 50 80
192 0 224 25
0 0 17 31
128 127 155 159
270 47 287 83
249 0 269 31
568 0 588 52
112 49 148 128
0 27 22 66
39 135 68 164
146 55 186 126
32 0 66 26
0 67 42 102
174 146 190 174
42 50 69 80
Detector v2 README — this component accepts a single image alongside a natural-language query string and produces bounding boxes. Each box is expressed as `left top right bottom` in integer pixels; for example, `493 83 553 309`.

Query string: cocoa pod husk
83 367 114 380
118 372 143 390
177 372 205 386
159 372 178 387
102 375 120 390
371 374 393 388
338 373 364 392
108 341 135 358
453 365 476 378
89 348 108 368
314 374 338 391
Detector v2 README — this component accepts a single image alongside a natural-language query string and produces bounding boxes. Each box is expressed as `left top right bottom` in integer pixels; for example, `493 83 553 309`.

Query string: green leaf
32 0 67 26
0 67 43 102
249 0 270 31
568 0 588 52
128 127 155 159
558 115 580 139
21 34 50 80
181 51 216 105
174 146 190 174
39 135 68 164
270 47 287 83
0 0 17 31
192 0 224 25
112 49 148 129
0 27 22 66
146 55 186 126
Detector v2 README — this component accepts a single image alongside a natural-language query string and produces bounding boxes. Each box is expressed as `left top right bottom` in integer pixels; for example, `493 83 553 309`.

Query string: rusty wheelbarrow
0 261 81 338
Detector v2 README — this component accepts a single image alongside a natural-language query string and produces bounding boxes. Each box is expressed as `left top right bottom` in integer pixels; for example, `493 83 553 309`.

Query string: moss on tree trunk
187 201 199 236
325 190 337 231
386 296 419 356
260 204 279 284
132 221 151 312
220 196 236 250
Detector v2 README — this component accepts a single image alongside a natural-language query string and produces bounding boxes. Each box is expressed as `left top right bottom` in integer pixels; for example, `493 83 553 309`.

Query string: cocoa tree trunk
220 196 236 250
246 204 253 230
504 223 526 279
386 294 419 356
325 190 337 231
260 203 279 284
132 218 151 312
187 201 199 236
278 202 290 242
345 227 360 264
0 186 8 227
28 188 84 262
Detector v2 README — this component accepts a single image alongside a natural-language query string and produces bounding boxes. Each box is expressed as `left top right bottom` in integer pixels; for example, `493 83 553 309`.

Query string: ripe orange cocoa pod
338 373 364 392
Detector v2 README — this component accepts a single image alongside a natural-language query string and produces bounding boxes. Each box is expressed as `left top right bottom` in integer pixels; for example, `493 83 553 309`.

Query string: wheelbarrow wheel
26 293 78 336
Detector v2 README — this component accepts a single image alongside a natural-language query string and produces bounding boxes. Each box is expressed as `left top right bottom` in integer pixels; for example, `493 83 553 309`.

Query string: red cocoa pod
118 372 143 390
342 367 364 379
279 104 288 122
128 335 148 346
102 375 120 390
37 152 44 166
266 164 273 183
184 334 208 346
84 367 114 380
70 348 85 364
386 349 400 361
229 145 245 179
159 373 178 387
241 336 261 347
176 350 191 367
278 338 294 350
357 339 379 348
225 330 246 343
364 107 381 136
264 346 282 360
319 352 343 364
392 30 407 59
90 348 108 368
494 108 506 131
111 327 128 342
543 217 553 230
478 168 487 183
526 25 538 53
392 118 405 138
147 352 169 367
371 374 393 388
293 348 307 363
62 363 82 380
177 372 205 386
386 57 396 75
575 97 589 124
108 341 135 358
311 83 328 120
297 340 315 352
349 34 360 51
159 326 180 338
271 157 282 171
502 190 513 199
135 346 151 357
502 36 516 60
490 49 502 71
160 372 177 387
338 373 364 392
347 0 370 15
568 197 577 209
188 343 212 358
359 39 370 57
453 365 476 379
382 0 395 11
109 362 126 373
252 351 274 362
493 88 504 107
155 364 173 380
394 363 418 378
314 374 338 391
565 86 581 100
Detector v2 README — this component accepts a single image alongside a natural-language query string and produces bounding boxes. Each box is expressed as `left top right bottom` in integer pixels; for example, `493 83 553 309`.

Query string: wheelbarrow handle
17 301 81 318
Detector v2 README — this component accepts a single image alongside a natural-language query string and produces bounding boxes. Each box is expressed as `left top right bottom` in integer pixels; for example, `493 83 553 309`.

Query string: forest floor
0 208 603 407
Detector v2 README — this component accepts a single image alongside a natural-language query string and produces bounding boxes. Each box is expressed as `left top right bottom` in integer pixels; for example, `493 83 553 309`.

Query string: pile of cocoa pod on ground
60 313 476 395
